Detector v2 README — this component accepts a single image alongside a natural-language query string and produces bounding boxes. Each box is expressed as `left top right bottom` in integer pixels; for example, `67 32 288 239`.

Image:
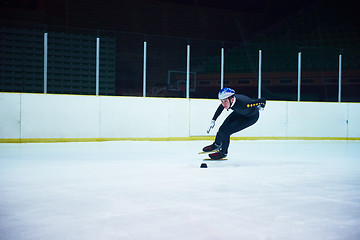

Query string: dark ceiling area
0 0 357 42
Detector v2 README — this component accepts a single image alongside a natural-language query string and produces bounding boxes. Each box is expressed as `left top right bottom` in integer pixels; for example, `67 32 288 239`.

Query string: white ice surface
0 140 360 240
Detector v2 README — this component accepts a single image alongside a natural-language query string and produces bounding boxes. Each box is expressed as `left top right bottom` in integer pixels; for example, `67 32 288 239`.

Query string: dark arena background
0 0 359 101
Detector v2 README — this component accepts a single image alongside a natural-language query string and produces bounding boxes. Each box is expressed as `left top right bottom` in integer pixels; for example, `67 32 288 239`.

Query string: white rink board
100 97 190 138
167 98 190 137
0 93 21 138
100 97 169 138
20 94 100 139
0 93 359 140
287 101 348 137
348 103 360 138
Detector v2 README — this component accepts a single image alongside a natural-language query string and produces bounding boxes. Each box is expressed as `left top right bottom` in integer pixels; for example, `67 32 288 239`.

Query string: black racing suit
212 94 266 154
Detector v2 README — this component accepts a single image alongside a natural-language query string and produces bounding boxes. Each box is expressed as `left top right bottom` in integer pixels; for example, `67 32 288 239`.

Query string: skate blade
198 150 219 154
203 158 228 161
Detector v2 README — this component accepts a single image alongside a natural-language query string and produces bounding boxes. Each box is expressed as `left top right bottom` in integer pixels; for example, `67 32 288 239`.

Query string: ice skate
199 143 221 154
208 151 227 160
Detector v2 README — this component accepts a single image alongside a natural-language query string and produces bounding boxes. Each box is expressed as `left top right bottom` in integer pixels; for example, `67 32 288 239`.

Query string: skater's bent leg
217 113 260 154
214 131 224 146
221 135 231 154
214 113 238 147
215 124 232 154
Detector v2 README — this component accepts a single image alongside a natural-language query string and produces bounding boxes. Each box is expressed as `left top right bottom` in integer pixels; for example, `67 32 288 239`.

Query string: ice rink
0 140 360 240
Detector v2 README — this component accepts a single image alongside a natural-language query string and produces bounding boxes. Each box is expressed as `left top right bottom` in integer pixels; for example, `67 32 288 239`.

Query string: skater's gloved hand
257 98 266 111
207 120 215 133
257 105 264 111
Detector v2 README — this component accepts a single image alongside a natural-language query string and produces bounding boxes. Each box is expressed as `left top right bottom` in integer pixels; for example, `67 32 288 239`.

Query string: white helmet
218 87 235 100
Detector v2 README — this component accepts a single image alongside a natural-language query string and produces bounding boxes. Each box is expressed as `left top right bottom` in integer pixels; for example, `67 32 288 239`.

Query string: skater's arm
246 97 266 109
206 104 223 134
212 104 224 120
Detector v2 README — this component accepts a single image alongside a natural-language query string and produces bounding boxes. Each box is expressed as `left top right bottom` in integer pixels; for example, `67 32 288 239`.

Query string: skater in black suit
203 88 266 160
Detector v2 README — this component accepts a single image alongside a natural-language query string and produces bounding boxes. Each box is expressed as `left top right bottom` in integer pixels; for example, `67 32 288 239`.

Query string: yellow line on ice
1 136 359 143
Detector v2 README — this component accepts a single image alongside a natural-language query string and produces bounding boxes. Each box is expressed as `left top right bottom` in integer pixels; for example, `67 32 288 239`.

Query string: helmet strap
228 95 235 109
